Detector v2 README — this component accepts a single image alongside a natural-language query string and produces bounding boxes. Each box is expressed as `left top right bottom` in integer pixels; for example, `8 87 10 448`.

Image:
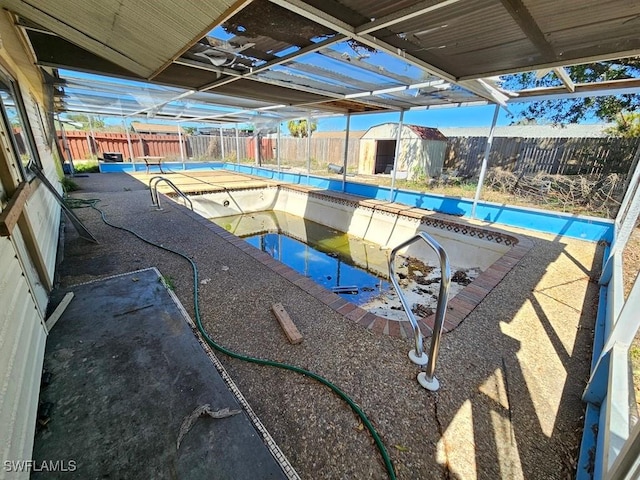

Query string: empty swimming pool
195 185 529 330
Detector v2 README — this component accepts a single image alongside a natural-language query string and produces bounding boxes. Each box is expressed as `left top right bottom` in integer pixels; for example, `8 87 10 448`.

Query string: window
0 70 41 180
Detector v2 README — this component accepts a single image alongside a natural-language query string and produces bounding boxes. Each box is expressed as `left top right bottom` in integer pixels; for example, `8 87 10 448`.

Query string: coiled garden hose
66 197 397 480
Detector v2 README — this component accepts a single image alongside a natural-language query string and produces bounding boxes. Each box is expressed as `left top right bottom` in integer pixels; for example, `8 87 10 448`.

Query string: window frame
0 68 42 182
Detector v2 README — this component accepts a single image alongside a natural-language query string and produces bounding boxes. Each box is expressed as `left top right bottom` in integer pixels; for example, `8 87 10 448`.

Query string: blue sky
316 105 513 132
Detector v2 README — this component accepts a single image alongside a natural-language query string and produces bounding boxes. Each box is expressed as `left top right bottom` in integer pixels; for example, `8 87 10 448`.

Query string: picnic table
137 156 165 174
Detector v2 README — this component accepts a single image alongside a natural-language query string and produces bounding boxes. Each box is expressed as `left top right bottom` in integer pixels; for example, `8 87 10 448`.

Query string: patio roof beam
408 100 489 110
355 0 462 35
344 79 448 98
267 0 498 104
499 0 556 60
458 49 640 81
508 78 640 102
198 34 346 91
187 103 287 123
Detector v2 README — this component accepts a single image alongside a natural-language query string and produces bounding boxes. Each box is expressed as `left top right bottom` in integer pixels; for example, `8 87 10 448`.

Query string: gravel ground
56 173 602 479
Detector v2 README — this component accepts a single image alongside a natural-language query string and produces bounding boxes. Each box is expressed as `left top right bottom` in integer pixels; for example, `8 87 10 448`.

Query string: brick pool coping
180 187 534 340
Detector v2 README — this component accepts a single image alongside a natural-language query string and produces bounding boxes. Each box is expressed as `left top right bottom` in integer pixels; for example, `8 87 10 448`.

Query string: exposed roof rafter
553 67 575 93
499 0 556 60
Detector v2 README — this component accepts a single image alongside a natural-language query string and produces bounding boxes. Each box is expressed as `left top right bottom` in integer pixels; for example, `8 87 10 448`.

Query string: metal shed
358 123 447 179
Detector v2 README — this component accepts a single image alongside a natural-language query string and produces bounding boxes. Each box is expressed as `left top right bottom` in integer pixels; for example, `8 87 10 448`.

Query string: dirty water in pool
212 211 479 321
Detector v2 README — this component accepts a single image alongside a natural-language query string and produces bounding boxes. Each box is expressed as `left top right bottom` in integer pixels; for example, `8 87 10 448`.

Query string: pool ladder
388 232 451 391
149 176 193 211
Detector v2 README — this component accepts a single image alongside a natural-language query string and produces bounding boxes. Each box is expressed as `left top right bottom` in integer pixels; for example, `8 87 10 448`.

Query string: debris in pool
332 286 359 294
362 260 481 322
412 304 434 318
361 286 375 292
452 270 472 285
327 252 338 258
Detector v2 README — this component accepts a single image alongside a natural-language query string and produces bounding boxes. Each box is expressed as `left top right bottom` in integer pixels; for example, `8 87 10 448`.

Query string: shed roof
362 123 446 140
406 125 447 141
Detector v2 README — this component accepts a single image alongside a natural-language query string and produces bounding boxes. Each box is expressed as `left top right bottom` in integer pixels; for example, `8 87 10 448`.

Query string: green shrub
60 177 79 193
74 161 100 173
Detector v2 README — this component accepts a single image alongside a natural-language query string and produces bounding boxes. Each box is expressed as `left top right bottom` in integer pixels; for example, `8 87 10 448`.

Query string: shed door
374 140 396 174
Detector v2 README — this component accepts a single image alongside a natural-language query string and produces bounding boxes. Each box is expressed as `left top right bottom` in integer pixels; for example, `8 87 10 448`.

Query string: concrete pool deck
48 171 602 479
36 268 295 479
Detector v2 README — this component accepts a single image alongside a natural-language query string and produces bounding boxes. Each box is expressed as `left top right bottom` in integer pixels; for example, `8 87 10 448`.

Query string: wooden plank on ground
271 303 303 344
45 292 74 332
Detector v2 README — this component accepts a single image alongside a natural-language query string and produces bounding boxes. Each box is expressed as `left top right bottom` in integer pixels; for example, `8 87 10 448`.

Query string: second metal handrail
388 231 451 391
148 176 193 211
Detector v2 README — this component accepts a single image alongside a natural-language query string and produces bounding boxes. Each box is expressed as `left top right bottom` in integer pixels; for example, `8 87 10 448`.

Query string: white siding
0 236 47 479
0 58 61 479
11 227 49 316
23 89 61 293
23 183 60 288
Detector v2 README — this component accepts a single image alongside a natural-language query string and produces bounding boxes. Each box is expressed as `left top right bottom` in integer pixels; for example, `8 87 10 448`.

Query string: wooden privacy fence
59 130 640 182
445 136 640 177
275 137 360 169
187 135 274 161
58 131 189 160
187 135 360 168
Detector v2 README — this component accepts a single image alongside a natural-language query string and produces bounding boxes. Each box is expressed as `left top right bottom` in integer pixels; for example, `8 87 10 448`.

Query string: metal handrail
388 231 451 391
148 176 193 211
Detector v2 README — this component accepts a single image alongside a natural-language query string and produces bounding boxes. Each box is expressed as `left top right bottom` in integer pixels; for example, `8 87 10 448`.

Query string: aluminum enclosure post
341 112 351 192
389 110 405 202
471 104 500 218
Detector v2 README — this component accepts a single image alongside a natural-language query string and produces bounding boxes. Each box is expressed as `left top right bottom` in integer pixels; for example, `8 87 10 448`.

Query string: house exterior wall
0 14 62 478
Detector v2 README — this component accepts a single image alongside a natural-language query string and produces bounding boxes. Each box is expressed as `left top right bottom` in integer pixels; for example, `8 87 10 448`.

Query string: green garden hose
67 197 397 480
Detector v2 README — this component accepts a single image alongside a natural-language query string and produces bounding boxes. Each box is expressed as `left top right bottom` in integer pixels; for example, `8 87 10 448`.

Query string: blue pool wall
98 161 613 243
